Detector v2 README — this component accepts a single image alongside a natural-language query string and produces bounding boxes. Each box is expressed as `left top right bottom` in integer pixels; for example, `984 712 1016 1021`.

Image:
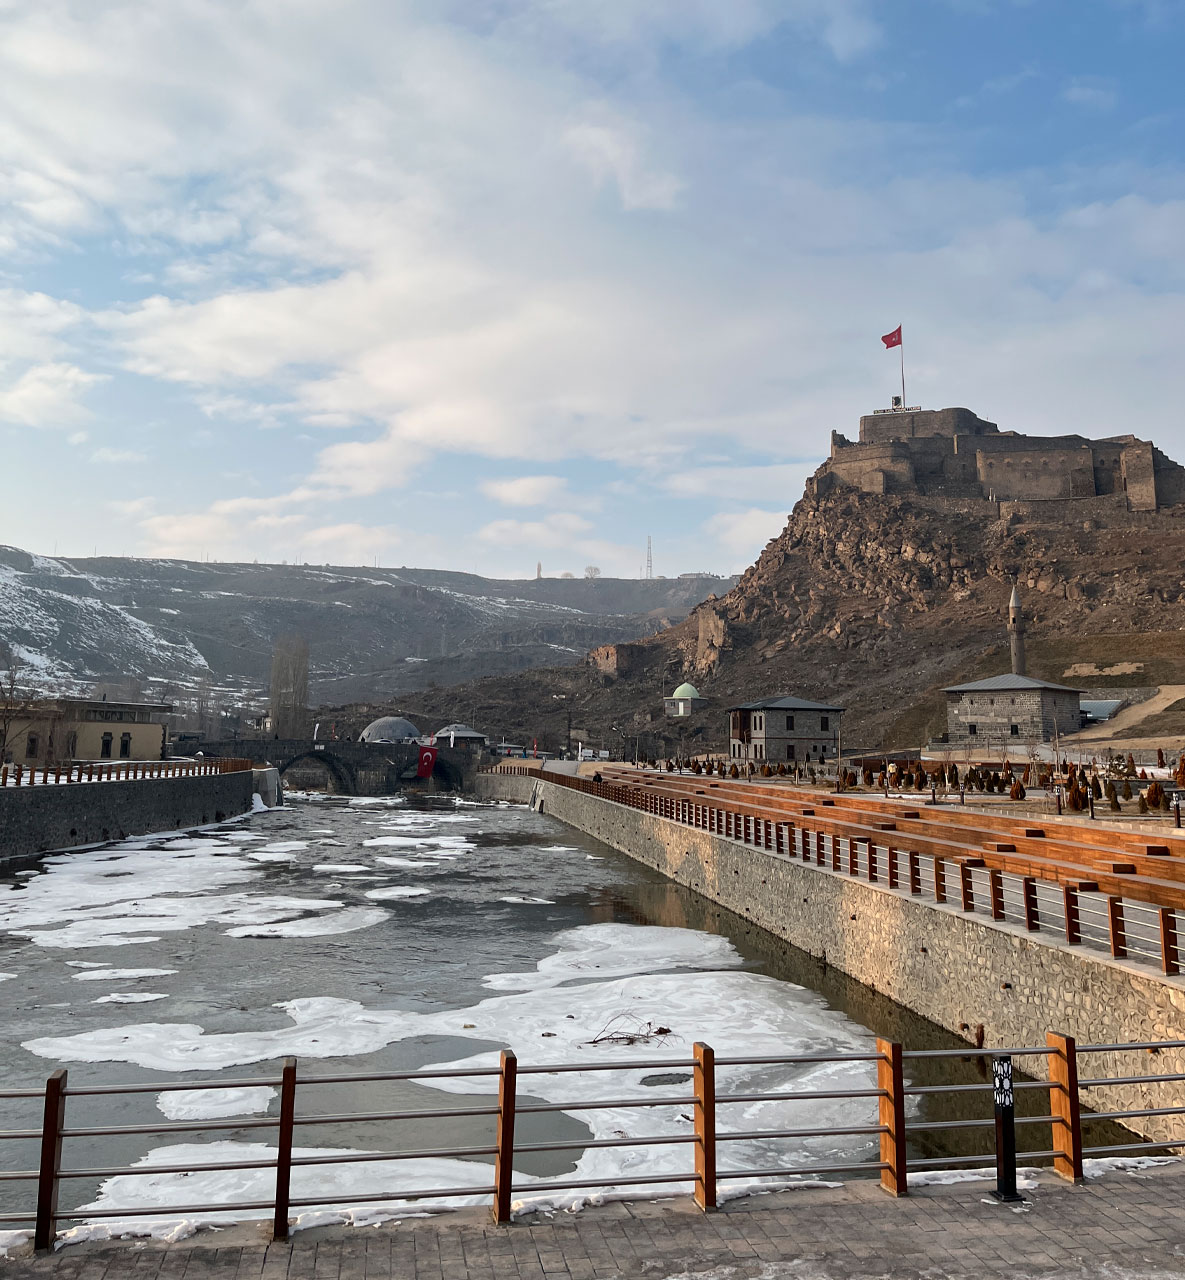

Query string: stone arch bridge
195 740 474 796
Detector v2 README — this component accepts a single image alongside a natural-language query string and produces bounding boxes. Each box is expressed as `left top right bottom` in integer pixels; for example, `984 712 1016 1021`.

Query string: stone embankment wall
476 770 1185 1143
0 772 255 868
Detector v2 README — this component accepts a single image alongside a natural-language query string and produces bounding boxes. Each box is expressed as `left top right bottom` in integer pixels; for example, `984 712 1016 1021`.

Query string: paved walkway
5 1164 1185 1279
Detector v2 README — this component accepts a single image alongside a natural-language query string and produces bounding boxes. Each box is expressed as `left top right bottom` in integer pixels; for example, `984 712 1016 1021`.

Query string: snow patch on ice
0 972 15 982
311 864 370 873
499 897 556 905
366 887 431 900
73 968 178 981
93 993 169 1004
225 906 390 938
156 1087 276 1120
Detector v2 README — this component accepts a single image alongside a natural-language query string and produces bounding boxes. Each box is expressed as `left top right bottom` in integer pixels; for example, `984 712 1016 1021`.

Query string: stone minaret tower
1008 582 1026 677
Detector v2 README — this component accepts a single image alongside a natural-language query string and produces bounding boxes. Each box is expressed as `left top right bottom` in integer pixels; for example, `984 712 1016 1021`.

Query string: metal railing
508 768 1185 979
3 1035 1184 1250
0 758 254 788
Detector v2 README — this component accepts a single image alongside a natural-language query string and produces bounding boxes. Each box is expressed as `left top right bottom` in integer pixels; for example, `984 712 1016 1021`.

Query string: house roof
727 696 845 713
943 674 1081 695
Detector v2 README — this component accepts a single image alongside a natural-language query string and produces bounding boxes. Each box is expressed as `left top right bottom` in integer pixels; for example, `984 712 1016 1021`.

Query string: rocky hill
0 546 733 706
362 485 1185 754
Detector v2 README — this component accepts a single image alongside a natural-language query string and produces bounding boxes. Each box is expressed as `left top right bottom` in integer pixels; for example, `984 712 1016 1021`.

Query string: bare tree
0 644 35 763
584 565 601 580
269 635 310 738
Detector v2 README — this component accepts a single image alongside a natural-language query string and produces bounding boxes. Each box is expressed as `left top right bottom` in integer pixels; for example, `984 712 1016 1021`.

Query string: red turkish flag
881 325 902 349
416 745 438 778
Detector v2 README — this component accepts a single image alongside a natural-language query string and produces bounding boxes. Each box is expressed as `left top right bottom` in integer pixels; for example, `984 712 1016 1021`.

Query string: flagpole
900 335 906 406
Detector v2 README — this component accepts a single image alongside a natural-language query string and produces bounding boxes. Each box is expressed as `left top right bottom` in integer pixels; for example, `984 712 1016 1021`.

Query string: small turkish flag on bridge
417 745 438 778
881 325 902 349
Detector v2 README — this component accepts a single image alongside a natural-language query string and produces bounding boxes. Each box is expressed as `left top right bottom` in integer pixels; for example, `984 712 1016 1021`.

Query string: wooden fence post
959 863 974 912
1023 877 1039 931
933 857 947 903
1046 1033 1083 1182
1107 897 1127 958
34 1069 67 1252
273 1057 297 1240
1161 908 1180 976
1064 886 1081 945
693 1042 716 1212
887 847 899 889
908 852 921 895
492 1049 518 1224
989 870 1005 921
877 1039 907 1196
867 844 879 883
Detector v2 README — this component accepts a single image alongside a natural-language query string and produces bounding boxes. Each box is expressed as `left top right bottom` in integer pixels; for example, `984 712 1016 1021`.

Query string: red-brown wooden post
1063 885 1081 945
829 834 839 871
693 1041 717 1212
887 847 899 889
1023 877 1039 931
877 1039 907 1196
815 830 824 866
1161 908 1180 976
1 764 7 787
847 838 858 876
959 863 974 912
492 1049 518 1224
934 857 947 903
868 843 879 883
273 1057 297 1240
1046 1033 1083 1182
989 870 1005 921
1107 897 1127 958
908 851 921 895
34 1069 67 1252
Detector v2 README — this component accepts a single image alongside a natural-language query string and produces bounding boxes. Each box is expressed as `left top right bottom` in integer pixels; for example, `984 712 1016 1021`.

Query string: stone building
2 697 171 765
728 696 844 765
818 406 1185 512
664 682 707 719
943 674 1082 750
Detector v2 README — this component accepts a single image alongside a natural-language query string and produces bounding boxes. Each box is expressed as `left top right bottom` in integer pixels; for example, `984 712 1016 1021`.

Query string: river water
0 792 1106 1239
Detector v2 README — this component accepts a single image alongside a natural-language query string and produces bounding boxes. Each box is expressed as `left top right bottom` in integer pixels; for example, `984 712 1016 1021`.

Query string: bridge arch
276 750 358 796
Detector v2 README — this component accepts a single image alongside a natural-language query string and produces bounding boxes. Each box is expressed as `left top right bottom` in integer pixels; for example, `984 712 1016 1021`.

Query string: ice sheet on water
93 993 169 1004
374 856 439 868
499 897 556 905
311 864 370 873
366 887 430 899
225 906 390 938
73 968 178 981
259 841 308 853
0 972 14 981
156 1087 276 1120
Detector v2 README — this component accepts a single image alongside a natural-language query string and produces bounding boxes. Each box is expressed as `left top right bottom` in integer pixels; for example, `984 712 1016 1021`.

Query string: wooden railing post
693 1041 716 1212
887 847 899 889
959 862 974 912
1023 877 1039 931
492 1049 518 1224
933 857 947 903
908 852 921 895
876 1039 907 1196
867 843 879 883
989 870 1005 921
273 1057 297 1240
34 1069 67 1252
1046 1033 1083 1182
1161 908 1180 976
1064 885 1081 945
1107 897 1127 958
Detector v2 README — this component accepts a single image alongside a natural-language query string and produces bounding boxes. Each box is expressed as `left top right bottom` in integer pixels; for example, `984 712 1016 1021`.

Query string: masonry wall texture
0 772 254 868
476 770 1185 1143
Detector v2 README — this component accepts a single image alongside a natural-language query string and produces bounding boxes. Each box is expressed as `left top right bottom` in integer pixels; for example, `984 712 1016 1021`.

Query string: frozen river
0 792 1071 1239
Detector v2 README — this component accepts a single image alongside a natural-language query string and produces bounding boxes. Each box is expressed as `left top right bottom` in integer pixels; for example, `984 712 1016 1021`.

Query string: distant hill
367 480 1185 755
0 546 735 705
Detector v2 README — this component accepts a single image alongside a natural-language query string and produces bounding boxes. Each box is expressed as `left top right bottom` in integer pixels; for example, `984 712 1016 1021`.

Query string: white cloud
480 475 570 506
563 117 684 211
1062 78 1118 110
704 508 788 565
663 464 814 504
0 362 105 427
478 513 593 545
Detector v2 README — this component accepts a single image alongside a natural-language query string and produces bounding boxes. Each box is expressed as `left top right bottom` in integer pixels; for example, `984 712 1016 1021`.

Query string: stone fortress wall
820 406 1185 513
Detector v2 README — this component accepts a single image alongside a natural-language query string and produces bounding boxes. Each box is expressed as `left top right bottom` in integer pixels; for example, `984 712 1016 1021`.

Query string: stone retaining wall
0 772 255 868
476 770 1185 1143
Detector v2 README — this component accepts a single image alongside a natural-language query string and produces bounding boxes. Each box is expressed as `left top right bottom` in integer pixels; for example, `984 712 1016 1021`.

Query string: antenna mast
645 536 653 579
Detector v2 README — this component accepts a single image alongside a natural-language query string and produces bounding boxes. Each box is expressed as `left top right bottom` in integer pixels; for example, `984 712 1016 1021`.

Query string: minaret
1008 583 1026 677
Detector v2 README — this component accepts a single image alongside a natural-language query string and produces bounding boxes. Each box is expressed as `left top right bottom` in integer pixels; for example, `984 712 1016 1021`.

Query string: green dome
671 682 700 699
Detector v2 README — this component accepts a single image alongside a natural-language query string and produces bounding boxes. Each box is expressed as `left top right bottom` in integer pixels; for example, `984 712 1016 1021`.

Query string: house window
25 734 38 758
119 732 132 759
820 716 829 731
968 724 977 736
1010 724 1019 736
786 714 794 731
101 732 113 758
787 745 795 760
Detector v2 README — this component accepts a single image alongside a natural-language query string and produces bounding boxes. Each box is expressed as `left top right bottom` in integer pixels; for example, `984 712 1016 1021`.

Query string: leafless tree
584 565 601 580
269 635 310 738
0 644 35 763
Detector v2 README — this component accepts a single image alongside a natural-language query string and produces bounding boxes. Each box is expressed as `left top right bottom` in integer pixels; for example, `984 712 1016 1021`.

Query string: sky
1 0 1184 580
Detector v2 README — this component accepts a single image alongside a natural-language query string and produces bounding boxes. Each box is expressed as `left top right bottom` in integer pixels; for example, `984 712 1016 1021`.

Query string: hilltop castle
816 406 1185 512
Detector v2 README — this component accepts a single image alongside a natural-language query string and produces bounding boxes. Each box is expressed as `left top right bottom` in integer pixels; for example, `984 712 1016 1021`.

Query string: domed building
664 682 707 719
359 715 421 743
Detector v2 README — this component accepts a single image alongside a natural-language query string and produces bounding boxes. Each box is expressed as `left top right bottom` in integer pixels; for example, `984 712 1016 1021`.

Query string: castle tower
1008 583 1026 677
